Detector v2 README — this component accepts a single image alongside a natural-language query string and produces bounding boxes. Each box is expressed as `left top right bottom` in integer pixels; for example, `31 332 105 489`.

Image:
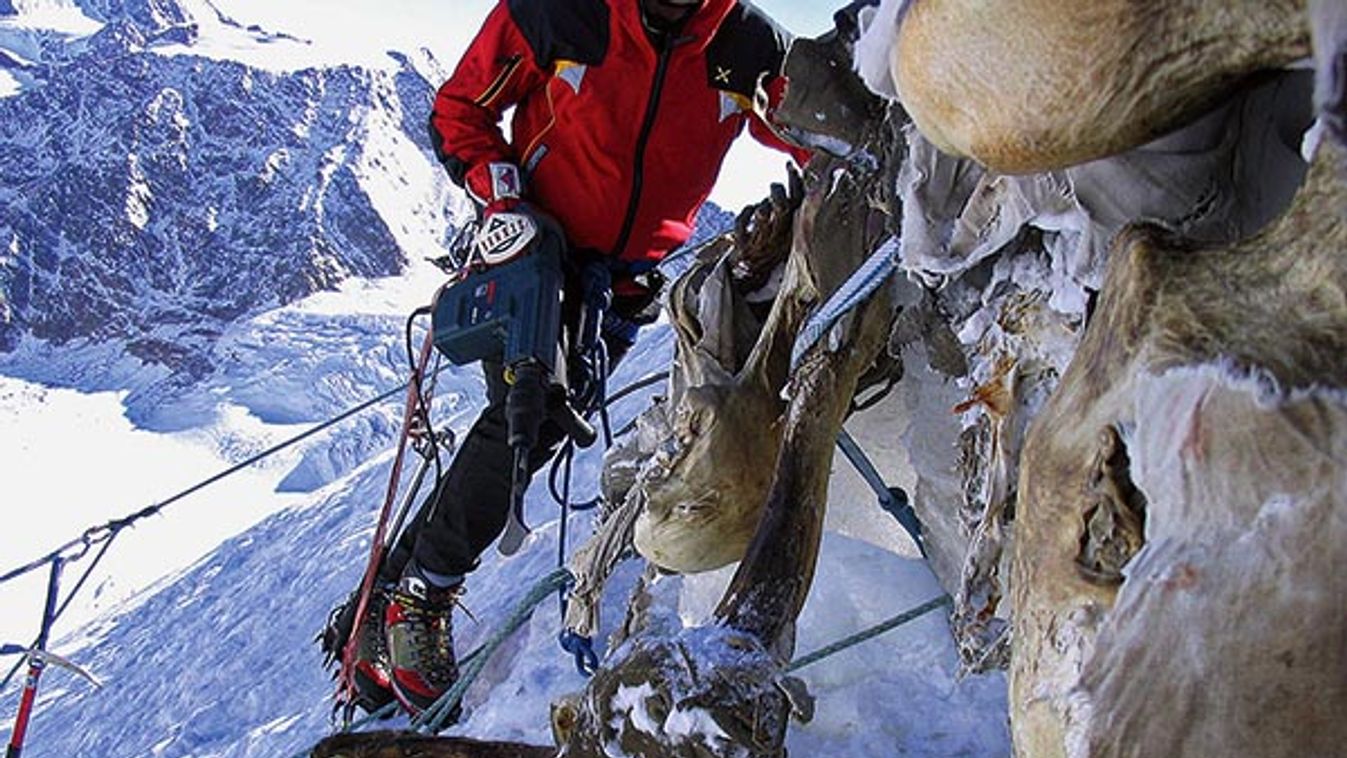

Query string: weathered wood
892 0 1310 173
309 731 555 758
1010 137 1347 758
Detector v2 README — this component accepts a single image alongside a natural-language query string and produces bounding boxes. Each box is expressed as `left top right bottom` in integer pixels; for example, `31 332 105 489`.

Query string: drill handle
548 384 598 448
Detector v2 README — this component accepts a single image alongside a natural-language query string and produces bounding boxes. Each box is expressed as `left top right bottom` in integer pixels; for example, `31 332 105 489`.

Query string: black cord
595 341 614 447
0 533 117 691
547 441 602 513
605 370 669 406
404 306 446 489
556 439 575 616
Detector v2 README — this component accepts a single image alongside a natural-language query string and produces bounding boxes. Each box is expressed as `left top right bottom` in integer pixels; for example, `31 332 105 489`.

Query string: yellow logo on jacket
555 60 587 95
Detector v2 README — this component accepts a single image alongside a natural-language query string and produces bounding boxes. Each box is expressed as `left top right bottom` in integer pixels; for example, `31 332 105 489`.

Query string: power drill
430 219 596 555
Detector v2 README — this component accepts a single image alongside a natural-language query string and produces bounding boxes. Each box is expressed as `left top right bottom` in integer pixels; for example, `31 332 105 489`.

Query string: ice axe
0 645 102 690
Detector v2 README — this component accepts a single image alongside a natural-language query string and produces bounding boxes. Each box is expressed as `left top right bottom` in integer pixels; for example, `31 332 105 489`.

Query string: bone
713 280 895 651
1010 137 1347 757
891 0 1311 173
631 61 893 576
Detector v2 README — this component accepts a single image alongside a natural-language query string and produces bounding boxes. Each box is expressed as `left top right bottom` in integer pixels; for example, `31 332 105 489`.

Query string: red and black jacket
429 0 809 270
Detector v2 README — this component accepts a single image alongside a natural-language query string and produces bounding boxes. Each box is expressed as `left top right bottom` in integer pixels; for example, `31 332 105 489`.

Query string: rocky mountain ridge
0 0 454 383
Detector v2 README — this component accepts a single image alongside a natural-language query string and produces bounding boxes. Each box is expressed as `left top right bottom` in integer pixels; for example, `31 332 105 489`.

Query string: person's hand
472 205 544 266
461 162 566 268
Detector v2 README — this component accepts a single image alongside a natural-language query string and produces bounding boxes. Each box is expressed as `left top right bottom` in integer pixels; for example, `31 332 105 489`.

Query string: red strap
338 325 439 710
465 161 524 208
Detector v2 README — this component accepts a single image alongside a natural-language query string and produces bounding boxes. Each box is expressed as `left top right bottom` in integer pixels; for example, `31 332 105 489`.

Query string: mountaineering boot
351 590 395 713
385 566 463 716
320 587 396 715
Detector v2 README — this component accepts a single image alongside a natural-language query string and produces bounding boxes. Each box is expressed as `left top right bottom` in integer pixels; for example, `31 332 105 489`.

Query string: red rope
337 326 438 711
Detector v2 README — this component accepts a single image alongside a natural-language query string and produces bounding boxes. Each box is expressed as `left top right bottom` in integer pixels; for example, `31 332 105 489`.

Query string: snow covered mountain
0 1 1010 756
0 0 459 394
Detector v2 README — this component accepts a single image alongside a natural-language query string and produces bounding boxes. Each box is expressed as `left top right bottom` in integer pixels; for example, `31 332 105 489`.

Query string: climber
350 0 810 717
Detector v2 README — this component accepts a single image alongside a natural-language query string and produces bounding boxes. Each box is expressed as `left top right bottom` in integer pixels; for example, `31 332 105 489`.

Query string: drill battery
430 244 564 372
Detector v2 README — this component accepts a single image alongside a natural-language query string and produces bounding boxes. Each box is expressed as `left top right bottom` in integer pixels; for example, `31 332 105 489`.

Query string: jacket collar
615 0 738 53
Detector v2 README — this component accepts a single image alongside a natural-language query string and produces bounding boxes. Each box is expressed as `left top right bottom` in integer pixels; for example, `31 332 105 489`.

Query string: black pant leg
389 281 654 581
405 360 568 577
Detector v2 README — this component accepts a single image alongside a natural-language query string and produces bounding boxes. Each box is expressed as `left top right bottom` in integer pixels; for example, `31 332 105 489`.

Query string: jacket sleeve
747 74 813 166
428 1 550 191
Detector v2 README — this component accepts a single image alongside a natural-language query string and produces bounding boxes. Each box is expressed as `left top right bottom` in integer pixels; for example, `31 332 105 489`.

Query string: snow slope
0 240 1010 757
4 351 1009 756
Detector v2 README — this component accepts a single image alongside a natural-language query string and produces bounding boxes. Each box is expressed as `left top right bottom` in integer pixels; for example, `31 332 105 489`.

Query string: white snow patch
0 0 101 36
663 704 732 747
1302 117 1326 162
801 130 855 157
260 148 288 184
612 682 660 735
147 87 190 131
151 0 496 74
310 142 347 224
248 712 303 737
125 152 151 230
0 67 20 96
348 69 468 264
0 376 305 648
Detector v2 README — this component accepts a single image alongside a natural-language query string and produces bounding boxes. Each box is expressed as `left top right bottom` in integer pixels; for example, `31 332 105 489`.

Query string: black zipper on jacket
609 35 678 260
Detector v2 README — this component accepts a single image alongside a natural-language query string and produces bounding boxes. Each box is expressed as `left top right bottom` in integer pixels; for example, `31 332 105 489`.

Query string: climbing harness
791 235 900 370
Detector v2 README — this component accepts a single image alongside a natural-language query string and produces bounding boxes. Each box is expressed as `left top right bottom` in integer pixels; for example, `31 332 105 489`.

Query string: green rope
307 582 947 753
412 567 573 734
341 701 398 732
787 593 952 672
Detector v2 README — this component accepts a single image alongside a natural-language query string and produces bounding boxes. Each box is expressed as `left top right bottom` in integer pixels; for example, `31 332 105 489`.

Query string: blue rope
791 236 900 370
835 430 927 557
787 594 952 671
